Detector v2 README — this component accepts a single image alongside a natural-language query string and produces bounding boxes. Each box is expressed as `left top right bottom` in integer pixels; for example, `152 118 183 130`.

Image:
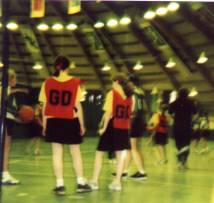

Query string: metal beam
51 2 105 89
11 33 31 85
105 2 181 90
82 3 130 74
180 4 214 44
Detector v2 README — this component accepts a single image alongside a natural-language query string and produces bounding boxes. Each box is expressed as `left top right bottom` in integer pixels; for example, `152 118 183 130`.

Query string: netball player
39 56 91 195
1 70 20 185
89 74 134 191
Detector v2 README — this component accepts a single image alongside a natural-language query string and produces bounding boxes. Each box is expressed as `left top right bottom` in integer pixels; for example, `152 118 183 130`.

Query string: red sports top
44 77 80 119
156 113 168 133
112 90 132 130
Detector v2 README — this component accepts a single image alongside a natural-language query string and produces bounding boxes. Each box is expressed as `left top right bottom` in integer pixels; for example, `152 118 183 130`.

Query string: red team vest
112 90 132 130
156 113 168 133
44 77 80 119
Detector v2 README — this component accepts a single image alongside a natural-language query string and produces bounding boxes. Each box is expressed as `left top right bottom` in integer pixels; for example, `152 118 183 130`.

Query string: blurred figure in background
169 88 197 170
1 70 20 185
147 103 171 165
26 104 43 155
124 74 147 180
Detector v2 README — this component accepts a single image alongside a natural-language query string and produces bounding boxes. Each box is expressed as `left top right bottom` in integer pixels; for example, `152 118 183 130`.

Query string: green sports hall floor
1 137 214 203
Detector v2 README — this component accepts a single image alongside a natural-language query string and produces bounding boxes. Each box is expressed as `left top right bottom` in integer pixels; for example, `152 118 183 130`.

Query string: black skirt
97 120 131 151
45 117 82 144
130 116 146 138
153 132 168 145
5 118 15 136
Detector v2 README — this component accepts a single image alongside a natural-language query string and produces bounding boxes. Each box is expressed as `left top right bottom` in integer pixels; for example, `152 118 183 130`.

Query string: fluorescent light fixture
197 51 208 64
37 23 49 31
144 10 156 20
102 63 111 71
169 90 177 103
0 61 3 68
166 58 176 68
6 22 18 30
107 19 118 27
133 61 143 70
66 23 78 30
69 62 76 69
120 17 131 25
167 2 180 12
52 23 64 31
189 87 198 97
94 21 104 28
33 62 43 70
151 87 158 95
156 7 168 16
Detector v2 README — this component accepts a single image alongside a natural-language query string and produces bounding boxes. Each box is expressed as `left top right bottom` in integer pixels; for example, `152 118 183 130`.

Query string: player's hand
80 125 86 136
98 128 105 136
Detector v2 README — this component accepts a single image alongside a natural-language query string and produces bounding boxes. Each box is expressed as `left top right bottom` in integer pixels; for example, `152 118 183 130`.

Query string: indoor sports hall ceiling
0 1 214 112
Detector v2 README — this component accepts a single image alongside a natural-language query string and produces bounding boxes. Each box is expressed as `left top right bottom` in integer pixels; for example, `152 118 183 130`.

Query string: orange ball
18 105 34 123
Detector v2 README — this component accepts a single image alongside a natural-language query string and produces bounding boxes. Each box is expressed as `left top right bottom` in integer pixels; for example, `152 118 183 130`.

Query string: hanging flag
31 0 45 18
68 0 81 15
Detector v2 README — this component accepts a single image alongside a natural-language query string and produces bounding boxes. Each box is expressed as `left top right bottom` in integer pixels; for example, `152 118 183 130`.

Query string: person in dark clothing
169 88 197 170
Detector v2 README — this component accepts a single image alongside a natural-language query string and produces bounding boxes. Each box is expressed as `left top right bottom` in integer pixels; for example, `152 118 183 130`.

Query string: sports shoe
77 183 92 193
108 182 122 191
111 172 128 178
2 175 20 185
88 181 99 190
53 186 66 195
129 172 148 180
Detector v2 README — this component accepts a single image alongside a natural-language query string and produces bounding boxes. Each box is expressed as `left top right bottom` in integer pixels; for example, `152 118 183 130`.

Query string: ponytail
53 56 70 77
113 74 134 97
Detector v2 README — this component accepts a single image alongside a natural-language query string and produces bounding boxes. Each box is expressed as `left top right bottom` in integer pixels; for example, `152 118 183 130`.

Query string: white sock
139 170 146 174
77 177 86 185
56 179 64 187
2 171 10 178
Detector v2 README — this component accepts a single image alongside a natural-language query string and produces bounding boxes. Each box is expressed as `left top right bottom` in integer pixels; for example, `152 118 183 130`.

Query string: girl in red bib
148 103 170 165
39 56 91 195
89 74 134 191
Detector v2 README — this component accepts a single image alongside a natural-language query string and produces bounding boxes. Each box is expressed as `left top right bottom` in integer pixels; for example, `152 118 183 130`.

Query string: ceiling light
197 51 208 64
102 63 111 71
0 23 2 28
37 23 49 31
167 2 180 12
33 62 43 70
120 17 131 25
165 58 176 68
169 90 177 103
66 23 78 31
6 22 18 31
52 23 64 31
69 61 76 69
133 61 143 70
107 19 118 28
156 7 168 16
189 87 198 97
144 10 156 20
0 61 3 68
94 21 104 28
151 87 158 95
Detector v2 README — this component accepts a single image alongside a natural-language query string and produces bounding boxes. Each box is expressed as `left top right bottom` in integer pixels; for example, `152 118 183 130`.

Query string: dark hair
129 74 141 87
178 88 189 99
53 56 70 77
113 73 134 97
159 102 168 114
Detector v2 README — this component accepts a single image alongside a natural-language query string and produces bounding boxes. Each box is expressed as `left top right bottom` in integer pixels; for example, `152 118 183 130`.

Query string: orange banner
31 0 45 18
